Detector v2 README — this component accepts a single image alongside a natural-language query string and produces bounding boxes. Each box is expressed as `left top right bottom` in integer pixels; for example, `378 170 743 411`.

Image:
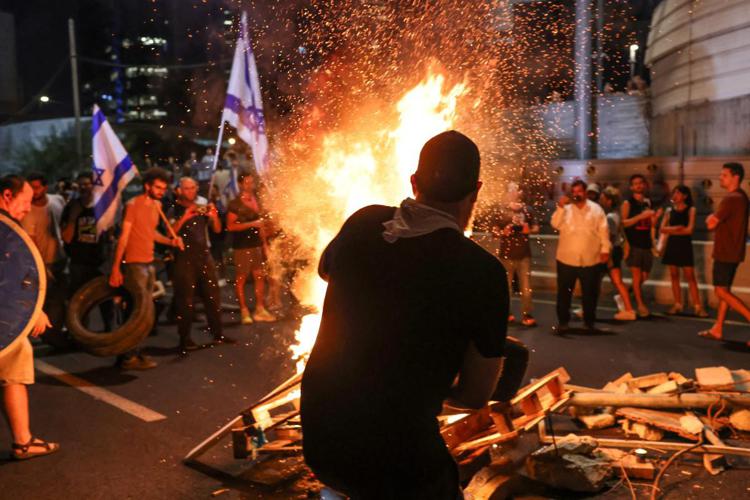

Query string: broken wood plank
695 366 734 390
627 373 669 391
453 430 520 454
616 408 700 440
578 413 616 430
538 420 750 457
569 391 750 409
679 413 704 435
621 420 665 441
616 454 655 479
602 372 633 392
669 372 690 385
731 369 750 392
647 380 679 395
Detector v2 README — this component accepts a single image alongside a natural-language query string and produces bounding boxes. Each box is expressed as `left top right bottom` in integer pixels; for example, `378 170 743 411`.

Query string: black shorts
626 246 653 272
713 261 739 288
608 246 624 270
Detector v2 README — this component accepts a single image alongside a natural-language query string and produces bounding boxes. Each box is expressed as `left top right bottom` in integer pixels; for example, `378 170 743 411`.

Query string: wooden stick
156 203 180 241
569 391 750 409
537 420 750 457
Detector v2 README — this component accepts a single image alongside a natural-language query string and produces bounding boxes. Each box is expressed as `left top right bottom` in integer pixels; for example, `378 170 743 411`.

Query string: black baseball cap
414 130 480 202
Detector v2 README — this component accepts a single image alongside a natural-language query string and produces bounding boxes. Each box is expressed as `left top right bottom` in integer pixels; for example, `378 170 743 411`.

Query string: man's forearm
154 232 174 246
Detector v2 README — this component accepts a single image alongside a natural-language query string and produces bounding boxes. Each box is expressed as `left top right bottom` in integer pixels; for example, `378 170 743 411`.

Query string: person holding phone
551 180 611 332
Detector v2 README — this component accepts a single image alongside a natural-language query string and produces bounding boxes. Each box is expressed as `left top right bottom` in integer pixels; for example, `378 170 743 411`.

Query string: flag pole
207 118 226 198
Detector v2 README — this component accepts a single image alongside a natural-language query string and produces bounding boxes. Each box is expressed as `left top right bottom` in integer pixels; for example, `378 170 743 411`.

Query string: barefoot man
699 162 750 342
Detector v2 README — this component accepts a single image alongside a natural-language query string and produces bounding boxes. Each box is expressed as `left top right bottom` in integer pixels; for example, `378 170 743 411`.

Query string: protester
0 174 58 460
61 172 113 330
301 131 523 498
621 174 660 317
599 187 637 320
169 177 234 351
586 183 600 202
62 172 107 294
551 179 611 331
21 173 68 348
494 182 538 326
659 186 708 317
109 167 184 370
227 172 275 323
699 163 750 342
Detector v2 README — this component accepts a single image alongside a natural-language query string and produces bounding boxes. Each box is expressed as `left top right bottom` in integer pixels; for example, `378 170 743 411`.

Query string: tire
66 276 155 357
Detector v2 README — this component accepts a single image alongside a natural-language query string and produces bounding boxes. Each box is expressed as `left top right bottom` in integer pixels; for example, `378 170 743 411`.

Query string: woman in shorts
600 187 636 320
226 172 275 324
659 186 708 317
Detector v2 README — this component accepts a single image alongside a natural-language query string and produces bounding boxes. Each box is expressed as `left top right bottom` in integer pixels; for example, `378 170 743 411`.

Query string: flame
289 71 467 374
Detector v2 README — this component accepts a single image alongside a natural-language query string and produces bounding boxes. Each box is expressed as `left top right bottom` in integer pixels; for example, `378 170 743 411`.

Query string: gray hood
382 198 461 243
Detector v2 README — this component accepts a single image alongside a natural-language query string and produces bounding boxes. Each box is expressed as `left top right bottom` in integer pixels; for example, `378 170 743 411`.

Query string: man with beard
21 173 67 349
109 167 183 370
169 177 234 351
699 162 750 343
301 131 511 498
621 174 660 317
62 172 107 295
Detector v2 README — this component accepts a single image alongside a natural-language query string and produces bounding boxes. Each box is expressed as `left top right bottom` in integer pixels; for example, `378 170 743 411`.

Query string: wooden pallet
186 368 571 464
440 367 571 460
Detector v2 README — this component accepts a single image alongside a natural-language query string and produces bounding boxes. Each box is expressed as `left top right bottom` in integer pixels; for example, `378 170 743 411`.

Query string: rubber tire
66 276 155 357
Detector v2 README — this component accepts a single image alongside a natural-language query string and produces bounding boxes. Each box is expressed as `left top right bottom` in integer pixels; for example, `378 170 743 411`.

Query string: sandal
11 436 60 460
697 330 722 342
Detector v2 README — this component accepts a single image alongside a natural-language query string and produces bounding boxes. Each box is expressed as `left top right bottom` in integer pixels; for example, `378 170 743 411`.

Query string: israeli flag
91 104 137 235
222 12 269 175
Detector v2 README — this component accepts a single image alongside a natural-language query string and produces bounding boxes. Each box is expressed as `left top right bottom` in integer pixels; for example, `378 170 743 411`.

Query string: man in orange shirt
109 167 183 370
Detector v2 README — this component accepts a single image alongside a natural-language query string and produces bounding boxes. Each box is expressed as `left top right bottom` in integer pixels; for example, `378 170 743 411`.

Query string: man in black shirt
301 131 511 498
169 177 233 351
62 173 106 294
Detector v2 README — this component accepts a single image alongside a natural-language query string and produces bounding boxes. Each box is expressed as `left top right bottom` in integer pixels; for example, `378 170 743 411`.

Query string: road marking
35 360 167 423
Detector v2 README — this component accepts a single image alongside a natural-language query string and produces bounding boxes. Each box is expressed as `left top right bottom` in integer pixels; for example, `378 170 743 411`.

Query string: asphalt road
1 292 749 499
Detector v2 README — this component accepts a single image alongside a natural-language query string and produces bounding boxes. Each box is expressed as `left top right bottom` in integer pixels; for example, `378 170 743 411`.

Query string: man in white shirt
551 179 611 331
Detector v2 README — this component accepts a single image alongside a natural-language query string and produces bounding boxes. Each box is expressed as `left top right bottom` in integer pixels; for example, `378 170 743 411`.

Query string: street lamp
39 95 50 103
227 137 236 145
629 44 639 79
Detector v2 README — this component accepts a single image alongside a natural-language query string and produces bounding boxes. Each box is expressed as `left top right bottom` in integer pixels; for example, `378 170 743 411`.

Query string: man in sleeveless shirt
699 162 750 344
621 174 661 317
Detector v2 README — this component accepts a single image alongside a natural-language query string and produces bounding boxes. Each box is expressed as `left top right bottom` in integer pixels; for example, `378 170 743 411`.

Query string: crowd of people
492 164 750 338
1 133 748 474
1 148 285 370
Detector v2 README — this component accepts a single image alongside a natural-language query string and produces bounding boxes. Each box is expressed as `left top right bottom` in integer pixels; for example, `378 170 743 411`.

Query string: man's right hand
109 267 124 287
558 195 571 208
31 311 52 337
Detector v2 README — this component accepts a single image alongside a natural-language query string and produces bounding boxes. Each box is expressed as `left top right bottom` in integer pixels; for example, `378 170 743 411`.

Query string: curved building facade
646 0 750 156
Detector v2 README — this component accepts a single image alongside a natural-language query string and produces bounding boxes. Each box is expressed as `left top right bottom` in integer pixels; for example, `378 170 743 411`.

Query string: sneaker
637 305 650 318
694 306 709 318
553 324 570 334
119 355 157 371
213 335 237 345
614 309 637 321
179 339 200 352
253 308 276 322
521 314 537 327
240 309 253 325
667 303 683 315
614 294 626 312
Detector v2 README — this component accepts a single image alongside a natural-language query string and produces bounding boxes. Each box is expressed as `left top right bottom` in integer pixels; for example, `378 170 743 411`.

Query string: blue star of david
92 166 105 187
